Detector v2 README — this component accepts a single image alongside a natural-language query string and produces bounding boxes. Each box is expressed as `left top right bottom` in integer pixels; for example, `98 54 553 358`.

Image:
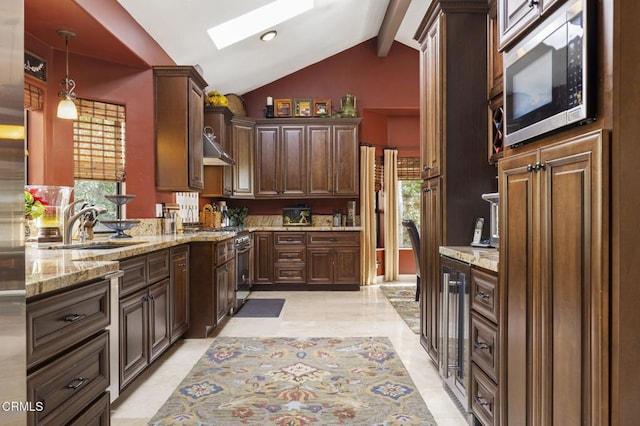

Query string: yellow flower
205 90 228 107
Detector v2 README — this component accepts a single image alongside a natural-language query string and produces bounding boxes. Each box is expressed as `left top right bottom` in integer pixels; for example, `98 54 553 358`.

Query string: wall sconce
56 30 78 120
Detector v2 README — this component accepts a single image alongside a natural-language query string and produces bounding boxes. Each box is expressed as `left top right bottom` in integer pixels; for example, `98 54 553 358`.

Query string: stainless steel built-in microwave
504 0 595 148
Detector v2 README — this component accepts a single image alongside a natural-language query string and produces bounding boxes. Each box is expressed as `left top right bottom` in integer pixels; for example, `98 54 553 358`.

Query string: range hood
203 126 235 166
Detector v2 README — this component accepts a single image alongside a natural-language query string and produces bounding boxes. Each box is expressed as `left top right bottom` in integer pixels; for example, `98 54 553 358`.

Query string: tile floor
110 277 468 425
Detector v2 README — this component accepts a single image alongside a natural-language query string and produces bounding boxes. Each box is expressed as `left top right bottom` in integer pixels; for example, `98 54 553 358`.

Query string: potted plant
227 207 248 227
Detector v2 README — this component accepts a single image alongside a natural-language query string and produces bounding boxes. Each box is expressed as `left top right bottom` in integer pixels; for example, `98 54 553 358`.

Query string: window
397 157 421 248
72 99 126 232
398 180 421 248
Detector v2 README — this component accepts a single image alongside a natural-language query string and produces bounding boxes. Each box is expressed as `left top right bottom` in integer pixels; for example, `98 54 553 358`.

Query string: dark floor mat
234 298 285 317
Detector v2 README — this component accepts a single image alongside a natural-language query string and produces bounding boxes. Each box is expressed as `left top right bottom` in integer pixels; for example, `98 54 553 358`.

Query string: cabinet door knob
534 162 546 171
423 187 431 193
528 0 539 7
527 164 534 172
423 165 431 171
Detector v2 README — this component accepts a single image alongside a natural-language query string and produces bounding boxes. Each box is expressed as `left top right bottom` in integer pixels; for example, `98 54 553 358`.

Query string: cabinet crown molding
415 0 489 44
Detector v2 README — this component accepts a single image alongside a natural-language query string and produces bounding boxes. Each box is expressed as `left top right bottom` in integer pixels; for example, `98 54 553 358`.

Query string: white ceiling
117 0 429 95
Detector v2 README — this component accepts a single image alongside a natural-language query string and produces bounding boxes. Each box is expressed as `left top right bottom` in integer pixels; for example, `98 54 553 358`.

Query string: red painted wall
243 38 419 119
24 35 174 218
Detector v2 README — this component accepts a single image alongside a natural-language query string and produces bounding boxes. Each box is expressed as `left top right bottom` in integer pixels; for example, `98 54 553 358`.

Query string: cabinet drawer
274 232 306 245
307 232 360 246
215 239 235 265
275 246 306 263
67 391 110 426
147 249 170 283
471 363 499 426
471 267 499 323
471 312 499 382
120 256 147 297
27 332 109 426
27 279 110 369
274 264 306 283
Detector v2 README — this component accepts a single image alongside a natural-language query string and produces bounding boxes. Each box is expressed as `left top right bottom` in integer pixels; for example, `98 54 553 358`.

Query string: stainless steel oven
233 231 252 312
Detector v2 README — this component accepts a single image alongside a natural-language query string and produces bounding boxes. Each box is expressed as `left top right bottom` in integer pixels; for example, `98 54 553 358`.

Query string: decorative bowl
101 219 140 238
104 194 136 205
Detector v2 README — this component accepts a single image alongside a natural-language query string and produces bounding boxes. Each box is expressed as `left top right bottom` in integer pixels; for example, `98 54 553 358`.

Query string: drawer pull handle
474 342 491 350
66 377 88 390
475 396 491 407
476 291 490 299
329 238 338 242
64 313 87 323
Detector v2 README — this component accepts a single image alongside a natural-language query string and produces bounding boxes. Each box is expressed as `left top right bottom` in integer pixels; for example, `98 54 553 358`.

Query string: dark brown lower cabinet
470 266 500 426
499 130 608 425
170 245 190 343
217 257 236 321
253 232 274 285
420 177 441 364
26 278 111 426
120 278 170 390
306 232 360 287
253 231 360 289
27 332 109 426
118 248 173 390
188 239 235 338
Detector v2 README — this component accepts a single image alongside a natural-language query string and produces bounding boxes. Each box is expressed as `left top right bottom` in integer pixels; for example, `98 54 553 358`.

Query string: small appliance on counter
332 210 343 227
481 192 499 248
162 203 180 235
283 206 312 226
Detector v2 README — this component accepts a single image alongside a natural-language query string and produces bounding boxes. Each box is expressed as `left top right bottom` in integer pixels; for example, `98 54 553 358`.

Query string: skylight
207 0 314 50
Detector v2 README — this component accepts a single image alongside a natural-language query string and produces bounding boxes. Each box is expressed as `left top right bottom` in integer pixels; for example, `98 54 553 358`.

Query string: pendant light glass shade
57 96 78 119
56 30 78 120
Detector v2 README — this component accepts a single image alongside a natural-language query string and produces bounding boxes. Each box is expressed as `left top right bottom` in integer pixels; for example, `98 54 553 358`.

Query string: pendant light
56 30 78 120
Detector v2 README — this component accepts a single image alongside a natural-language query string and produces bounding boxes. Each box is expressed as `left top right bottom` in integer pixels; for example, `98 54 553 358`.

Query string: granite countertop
25 227 362 298
439 246 499 273
250 226 362 231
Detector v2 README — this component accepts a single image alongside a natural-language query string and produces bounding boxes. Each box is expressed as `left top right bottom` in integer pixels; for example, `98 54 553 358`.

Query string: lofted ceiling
24 0 429 95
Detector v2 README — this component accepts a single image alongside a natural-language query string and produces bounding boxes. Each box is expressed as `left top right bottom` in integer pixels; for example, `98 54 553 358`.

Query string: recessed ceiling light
260 30 278 42
207 0 313 50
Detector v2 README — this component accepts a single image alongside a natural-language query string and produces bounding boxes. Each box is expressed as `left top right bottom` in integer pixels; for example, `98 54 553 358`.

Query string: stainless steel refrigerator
0 0 27 424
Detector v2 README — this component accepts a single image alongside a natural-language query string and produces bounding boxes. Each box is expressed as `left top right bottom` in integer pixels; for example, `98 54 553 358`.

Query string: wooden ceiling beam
376 0 411 57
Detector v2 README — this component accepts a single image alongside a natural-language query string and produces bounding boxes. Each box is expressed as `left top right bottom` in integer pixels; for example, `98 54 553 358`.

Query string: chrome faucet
62 200 107 244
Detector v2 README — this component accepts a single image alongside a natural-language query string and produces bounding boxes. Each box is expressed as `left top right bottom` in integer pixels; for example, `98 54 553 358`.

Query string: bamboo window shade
24 83 42 111
396 157 421 180
73 99 126 181
376 156 420 189
374 156 383 192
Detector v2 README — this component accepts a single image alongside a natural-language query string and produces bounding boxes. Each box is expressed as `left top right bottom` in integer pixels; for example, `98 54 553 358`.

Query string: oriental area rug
149 336 436 425
379 285 420 334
